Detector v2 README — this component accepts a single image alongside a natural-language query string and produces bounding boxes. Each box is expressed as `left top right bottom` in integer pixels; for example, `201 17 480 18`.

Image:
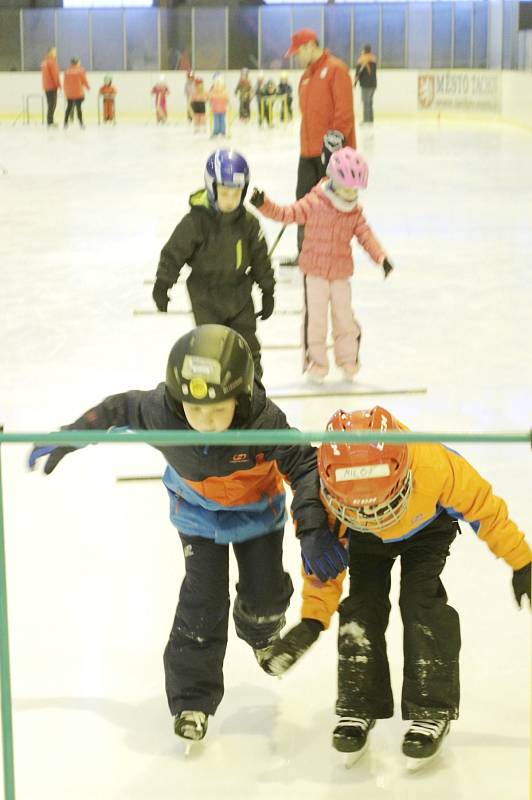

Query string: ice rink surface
0 115 531 799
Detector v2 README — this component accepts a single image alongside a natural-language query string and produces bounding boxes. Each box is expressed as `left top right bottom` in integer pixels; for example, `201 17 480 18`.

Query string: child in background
255 72 265 126
184 70 195 122
190 77 207 133
152 75 169 123
263 405 531 770
99 75 117 123
152 149 275 379
28 324 343 748
235 68 252 122
208 76 229 138
277 70 293 122
250 147 393 384
262 79 277 128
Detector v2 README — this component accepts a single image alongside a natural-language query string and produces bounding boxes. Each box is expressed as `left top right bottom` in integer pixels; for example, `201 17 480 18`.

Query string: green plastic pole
0 430 530 446
0 433 16 800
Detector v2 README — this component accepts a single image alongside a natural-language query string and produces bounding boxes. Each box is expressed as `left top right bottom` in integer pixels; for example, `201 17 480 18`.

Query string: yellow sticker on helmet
189 377 208 400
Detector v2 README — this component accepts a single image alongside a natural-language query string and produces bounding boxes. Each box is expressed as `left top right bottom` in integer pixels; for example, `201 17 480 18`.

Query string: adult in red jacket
63 58 90 129
40 47 61 127
284 28 356 259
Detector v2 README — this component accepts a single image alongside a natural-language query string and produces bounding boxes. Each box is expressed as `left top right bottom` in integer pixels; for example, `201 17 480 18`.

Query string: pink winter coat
259 180 385 280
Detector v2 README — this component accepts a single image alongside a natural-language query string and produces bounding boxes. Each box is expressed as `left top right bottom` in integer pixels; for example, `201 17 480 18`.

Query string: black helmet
166 324 254 414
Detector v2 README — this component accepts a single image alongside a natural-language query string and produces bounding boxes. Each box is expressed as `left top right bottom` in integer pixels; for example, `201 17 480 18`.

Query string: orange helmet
318 407 411 533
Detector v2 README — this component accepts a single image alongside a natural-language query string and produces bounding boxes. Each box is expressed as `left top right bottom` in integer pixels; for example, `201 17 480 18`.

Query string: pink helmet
326 148 368 189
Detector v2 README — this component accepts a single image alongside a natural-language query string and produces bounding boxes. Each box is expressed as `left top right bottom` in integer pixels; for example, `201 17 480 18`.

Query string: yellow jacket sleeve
436 446 531 570
300 564 346 629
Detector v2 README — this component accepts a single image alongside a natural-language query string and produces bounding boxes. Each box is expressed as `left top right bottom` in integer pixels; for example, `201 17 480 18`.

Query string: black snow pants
296 156 326 252
337 513 461 721
191 297 263 379
164 529 293 717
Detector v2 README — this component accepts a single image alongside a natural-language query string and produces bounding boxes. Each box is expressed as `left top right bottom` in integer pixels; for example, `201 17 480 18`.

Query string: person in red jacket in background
63 58 90 129
282 28 356 264
40 46 61 127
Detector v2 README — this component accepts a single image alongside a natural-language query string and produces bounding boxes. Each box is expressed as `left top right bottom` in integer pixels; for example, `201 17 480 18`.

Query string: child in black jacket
29 325 348 748
153 149 274 379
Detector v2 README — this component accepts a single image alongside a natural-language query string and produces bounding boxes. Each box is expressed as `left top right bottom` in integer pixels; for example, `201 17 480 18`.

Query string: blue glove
28 444 76 474
300 530 349 583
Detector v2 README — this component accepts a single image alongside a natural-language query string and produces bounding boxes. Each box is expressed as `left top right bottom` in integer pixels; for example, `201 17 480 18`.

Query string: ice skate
402 719 450 771
174 710 208 755
332 717 375 768
253 643 277 673
340 362 360 383
305 367 326 385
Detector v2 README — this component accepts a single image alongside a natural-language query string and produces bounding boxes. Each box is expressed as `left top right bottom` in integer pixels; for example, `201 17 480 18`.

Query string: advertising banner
417 71 502 113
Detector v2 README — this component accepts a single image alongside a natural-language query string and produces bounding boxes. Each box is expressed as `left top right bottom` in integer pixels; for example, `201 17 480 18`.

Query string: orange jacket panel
41 57 61 91
63 66 90 100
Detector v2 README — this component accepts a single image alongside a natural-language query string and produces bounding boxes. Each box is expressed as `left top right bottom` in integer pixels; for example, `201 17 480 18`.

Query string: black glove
321 129 345 167
300 529 349 583
28 444 77 475
260 293 274 321
263 619 324 676
382 258 394 279
512 563 531 608
250 188 265 208
152 279 171 312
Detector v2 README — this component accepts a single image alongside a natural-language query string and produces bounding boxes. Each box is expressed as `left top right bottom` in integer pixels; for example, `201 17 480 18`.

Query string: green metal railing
0 427 530 800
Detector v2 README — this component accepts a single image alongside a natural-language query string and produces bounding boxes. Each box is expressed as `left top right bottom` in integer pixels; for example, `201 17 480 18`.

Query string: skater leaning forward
153 149 275 380
29 325 347 747
263 406 531 769
251 147 393 385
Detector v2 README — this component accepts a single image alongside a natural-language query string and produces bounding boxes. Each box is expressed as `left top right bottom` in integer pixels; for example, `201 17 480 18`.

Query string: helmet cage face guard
321 470 412 533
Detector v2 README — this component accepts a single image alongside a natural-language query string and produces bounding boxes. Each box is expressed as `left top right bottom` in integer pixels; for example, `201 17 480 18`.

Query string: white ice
0 115 531 800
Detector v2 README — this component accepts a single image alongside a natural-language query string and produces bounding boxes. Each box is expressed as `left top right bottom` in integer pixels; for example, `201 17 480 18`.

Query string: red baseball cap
284 28 318 58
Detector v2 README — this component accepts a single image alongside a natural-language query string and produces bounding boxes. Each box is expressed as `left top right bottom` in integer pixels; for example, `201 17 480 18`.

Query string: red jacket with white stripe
259 179 386 280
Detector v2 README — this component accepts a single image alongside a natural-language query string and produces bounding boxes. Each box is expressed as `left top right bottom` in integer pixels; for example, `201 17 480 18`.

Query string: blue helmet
204 149 250 206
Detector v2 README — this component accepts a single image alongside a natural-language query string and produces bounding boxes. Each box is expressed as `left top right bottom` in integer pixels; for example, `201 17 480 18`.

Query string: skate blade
344 740 369 769
405 751 439 772
184 740 199 757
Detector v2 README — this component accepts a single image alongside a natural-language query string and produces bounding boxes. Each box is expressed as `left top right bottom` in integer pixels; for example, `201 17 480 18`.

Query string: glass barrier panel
91 9 125 71
22 9 55 71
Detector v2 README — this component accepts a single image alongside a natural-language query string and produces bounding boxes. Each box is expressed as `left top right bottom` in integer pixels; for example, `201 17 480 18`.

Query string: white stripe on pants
303 275 361 375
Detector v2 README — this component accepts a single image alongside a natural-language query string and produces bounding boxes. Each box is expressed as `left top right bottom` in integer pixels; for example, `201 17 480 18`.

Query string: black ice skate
253 643 277 673
332 717 376 768
174 710 208 755
402 719 450 771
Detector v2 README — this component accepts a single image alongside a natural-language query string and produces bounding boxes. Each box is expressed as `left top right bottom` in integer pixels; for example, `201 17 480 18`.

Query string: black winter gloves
152 279 171 312
512 563 531 607
382 258 394 278
260 293 274 321
250 188 265 208
263 619 324 676
28 444 77 474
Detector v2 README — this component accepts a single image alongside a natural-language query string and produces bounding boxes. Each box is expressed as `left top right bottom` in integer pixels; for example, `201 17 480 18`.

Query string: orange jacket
299 50 355 158
63 65 90 100
41 56 61 92
99 84 117 98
